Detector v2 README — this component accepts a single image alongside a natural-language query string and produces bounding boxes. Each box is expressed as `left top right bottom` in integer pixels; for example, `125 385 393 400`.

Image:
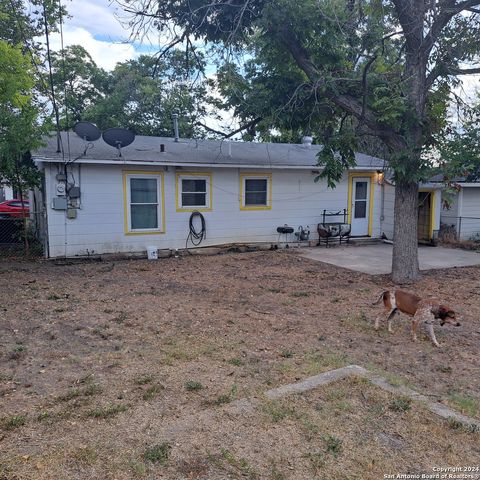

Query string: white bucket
146 246 158 260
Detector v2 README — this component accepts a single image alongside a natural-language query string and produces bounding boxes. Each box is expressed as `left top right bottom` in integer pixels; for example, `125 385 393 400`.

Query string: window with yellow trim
125 174 163 232
241 174 271 209
177 174 211 209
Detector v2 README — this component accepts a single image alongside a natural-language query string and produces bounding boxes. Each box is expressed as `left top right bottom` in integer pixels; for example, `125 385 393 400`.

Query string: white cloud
458 74 480 103
49 25 136 70
63 0 128 39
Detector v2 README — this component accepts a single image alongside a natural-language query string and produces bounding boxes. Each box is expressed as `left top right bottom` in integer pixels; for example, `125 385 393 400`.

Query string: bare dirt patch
1 250 479 479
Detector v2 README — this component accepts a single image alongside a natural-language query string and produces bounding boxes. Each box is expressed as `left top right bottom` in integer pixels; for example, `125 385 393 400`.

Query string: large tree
49 45 108 128
115 0 480 282
83 51 215 138
0 41 48 252
0 0 64 185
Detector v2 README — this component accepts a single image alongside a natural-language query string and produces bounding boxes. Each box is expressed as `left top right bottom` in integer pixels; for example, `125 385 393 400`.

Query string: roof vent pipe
302 136 313 148
172 112 179 143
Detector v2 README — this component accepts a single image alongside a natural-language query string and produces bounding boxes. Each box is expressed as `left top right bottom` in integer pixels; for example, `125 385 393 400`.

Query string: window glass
131 178 157 203
181 178 207 207
128 177 160 230
182 193 206 206
182 179 206 193
354 200 367 218
355 181 367 200
131 204 158 229
245 178 267 206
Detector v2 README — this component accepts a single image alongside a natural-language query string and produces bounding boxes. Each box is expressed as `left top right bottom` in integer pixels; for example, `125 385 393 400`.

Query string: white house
0 185 14 202
32 133 441 258
437 179 480 240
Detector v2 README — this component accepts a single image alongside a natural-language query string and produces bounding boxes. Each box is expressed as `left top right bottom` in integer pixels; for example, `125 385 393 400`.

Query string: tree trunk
392 180 419 283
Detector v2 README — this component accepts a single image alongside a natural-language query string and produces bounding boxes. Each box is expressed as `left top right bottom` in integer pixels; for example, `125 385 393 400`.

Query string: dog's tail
372 290 388 305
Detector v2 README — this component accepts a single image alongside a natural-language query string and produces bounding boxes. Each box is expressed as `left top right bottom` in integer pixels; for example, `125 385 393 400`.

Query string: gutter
32 156 385 172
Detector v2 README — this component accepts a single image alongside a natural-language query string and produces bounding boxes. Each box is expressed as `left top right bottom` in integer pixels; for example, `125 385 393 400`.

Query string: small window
177 173 212 211
240 174 271 210
182 179 207 207
124 173 164 233
245 179 267 206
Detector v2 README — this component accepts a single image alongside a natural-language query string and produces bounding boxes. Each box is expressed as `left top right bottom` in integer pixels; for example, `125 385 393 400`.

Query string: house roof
33 132 387 170
429 173 480 184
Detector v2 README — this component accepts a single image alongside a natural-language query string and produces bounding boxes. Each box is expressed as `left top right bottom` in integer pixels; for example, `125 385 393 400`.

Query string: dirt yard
1 250 479 479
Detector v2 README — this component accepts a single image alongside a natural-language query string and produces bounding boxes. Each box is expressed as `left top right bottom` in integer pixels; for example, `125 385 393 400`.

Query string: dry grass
1 250 479 479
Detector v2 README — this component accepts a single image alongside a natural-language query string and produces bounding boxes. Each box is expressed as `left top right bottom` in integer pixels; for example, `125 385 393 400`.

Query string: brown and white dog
372 289 460 347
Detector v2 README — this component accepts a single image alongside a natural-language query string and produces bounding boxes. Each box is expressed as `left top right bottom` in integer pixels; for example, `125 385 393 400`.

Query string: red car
0 199 30 218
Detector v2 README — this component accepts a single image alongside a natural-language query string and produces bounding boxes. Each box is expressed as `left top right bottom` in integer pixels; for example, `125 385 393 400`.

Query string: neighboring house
32 132 441 258
381 180 443 244
434 177 480 240
0 185 14 202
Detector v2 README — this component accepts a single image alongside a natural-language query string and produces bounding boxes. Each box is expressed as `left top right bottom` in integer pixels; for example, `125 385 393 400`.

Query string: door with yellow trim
418 191 431 242
351 177 370 236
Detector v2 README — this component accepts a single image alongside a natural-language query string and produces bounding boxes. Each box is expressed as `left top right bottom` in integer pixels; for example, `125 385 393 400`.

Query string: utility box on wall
52 197 67 210
66 208 77 219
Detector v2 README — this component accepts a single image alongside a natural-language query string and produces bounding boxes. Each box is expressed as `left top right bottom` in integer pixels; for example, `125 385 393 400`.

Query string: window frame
176 172 213 212
123 171 165 235
240 173 272 210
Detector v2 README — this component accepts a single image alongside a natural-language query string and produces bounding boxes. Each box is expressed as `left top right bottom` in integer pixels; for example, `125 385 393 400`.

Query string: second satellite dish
74 121 101 141
102 128 135 157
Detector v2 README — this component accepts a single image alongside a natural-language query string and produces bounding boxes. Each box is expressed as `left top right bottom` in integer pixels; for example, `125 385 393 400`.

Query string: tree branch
196 117 262 139
426 63 480 89
422 0 480 56
277 26 407 150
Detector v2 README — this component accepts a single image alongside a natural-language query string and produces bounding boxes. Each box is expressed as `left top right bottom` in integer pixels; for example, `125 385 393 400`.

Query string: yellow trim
122 170 166 236
175 172 213 212
347 172 376 237
239 172 272 211
419 188 436 240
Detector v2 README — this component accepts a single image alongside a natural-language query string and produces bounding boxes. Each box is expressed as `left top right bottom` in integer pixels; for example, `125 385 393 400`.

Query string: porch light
376 170 385 185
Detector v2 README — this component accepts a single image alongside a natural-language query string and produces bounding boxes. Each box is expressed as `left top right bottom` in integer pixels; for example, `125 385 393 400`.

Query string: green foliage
143 442 171 464
1 414 27 430
81 51 214 138
115 0 480 189
437 99 480 184
323 434 343 458
49 45 108 128
0 41 45 192
388 397 412 413
87 403 127 419
185 380 204 391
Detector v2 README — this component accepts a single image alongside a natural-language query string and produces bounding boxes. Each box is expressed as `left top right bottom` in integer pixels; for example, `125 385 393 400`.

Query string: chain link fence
0 211 46 257
440 215 480 242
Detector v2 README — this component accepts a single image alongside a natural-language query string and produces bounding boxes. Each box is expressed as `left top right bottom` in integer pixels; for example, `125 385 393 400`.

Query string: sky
49 0 142 70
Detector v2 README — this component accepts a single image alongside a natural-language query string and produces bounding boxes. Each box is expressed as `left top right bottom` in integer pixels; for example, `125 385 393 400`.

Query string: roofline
429 181 480 188
33 156 384 171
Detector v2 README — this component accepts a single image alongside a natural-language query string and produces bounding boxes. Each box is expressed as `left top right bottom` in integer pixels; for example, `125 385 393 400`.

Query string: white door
350 178 370 236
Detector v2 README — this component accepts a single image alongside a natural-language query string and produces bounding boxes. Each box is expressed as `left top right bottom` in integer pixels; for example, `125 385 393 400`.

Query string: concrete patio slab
300 243 480 274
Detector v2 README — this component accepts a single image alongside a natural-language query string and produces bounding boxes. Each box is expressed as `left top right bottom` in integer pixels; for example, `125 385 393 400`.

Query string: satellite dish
102 128 135 157
74 121 101 141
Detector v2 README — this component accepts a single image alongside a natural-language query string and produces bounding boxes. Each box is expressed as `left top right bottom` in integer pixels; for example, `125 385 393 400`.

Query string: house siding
44 163 382 258
457 188 480 240
441 188 480 240
381 183 442 241
380 183 396 240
